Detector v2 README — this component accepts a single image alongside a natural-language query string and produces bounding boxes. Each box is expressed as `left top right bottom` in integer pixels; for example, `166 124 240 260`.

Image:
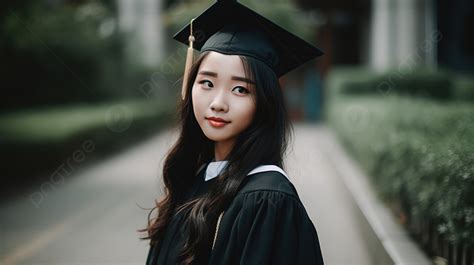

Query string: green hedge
333 67 474 101
0 98 174 194
326 67 474 244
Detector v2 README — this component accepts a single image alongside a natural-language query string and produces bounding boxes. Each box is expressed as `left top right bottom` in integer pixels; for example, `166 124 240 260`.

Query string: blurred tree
164 0 318 43
0 0 128 110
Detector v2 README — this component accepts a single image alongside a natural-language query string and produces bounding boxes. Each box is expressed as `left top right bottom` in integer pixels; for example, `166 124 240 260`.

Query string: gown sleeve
208 190 324 265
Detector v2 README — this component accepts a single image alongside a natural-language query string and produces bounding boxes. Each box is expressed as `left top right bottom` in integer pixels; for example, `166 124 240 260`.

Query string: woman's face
192 51 256 147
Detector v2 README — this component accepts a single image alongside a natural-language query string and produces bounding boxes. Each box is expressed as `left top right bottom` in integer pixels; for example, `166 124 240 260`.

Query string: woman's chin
202 129 234 143
203 133 229 142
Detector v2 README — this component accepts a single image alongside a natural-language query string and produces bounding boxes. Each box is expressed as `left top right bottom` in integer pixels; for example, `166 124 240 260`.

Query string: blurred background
0 0 473 264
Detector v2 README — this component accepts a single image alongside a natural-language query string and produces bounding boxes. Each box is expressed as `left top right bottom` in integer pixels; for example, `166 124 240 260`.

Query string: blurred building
297 0 474 74
117 0 164 67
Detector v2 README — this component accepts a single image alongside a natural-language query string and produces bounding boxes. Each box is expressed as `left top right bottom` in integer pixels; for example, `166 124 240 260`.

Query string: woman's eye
198 80 213 88
232 86 250 95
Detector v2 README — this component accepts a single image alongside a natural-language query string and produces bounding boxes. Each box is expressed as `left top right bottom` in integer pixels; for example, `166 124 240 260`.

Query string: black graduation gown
146 165 324 265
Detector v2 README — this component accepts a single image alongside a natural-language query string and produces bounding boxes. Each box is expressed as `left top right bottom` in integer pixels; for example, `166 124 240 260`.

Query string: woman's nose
209 90 228 112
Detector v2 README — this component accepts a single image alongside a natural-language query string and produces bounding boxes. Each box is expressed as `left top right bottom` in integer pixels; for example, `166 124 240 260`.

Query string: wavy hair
139 51 292 264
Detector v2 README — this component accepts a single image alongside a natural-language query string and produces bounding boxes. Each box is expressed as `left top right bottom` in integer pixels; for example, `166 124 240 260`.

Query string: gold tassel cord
181 18 195 100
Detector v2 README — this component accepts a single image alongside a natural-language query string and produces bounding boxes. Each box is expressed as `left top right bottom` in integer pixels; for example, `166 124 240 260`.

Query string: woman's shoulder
211 168 324 265
237 167 299 199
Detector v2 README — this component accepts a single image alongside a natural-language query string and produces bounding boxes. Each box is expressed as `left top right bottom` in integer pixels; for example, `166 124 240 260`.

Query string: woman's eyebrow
198 71 255 84
198 71 217 77
231 76 255 84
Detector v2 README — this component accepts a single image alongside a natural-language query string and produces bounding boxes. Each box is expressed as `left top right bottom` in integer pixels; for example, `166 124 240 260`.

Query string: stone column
369 0 437 71
369 0 397 72
395 0 418 68
117 0 164 67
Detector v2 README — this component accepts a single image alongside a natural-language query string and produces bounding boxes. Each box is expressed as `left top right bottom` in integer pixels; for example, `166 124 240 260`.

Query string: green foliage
240 0 318 42
333 66 474 101
326 67 474 244
163 0 318 53
0 98 175 181
0 1 128 109
453 74 474 101
0 98 173 144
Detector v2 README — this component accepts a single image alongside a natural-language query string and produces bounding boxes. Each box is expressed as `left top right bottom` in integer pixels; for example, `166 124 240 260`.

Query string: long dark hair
139 51 292 264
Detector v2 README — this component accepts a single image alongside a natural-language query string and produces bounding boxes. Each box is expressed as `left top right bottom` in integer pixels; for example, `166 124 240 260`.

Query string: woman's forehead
198 51 246 78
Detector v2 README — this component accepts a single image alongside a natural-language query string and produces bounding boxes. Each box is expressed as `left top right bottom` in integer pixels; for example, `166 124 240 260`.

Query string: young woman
141 1 324 264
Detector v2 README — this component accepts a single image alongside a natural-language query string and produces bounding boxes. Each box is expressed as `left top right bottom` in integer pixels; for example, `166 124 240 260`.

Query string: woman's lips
206 117 230 128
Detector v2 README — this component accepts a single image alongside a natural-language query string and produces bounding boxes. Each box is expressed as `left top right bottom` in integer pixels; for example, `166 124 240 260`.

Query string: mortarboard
173 0 324 99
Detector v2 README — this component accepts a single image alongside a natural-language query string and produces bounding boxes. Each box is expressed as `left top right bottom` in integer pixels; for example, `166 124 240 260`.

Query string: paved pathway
0 124 374 265
286 123 374 265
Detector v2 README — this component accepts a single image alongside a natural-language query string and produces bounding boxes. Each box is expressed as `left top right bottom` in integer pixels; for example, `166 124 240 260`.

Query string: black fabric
146 165 324 265
201 24 279 71
173 0 323 77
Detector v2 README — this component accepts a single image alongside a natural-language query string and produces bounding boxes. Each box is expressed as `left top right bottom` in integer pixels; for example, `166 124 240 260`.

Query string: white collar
204 160 229 181
197 160 290 182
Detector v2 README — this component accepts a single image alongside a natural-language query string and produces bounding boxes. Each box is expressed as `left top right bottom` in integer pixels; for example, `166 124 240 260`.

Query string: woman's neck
214 139 235 161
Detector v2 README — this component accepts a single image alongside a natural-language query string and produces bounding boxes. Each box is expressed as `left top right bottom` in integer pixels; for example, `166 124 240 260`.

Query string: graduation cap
173 0 324 99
